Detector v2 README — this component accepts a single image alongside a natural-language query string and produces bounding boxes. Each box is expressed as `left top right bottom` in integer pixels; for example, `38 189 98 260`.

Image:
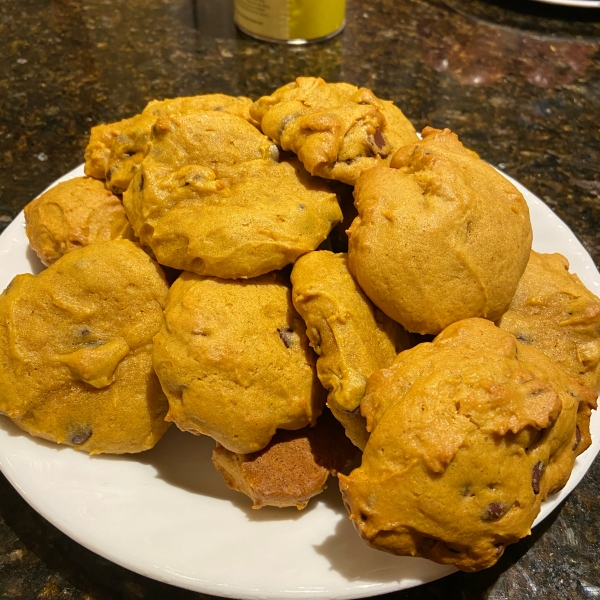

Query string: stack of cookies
1 77 598 572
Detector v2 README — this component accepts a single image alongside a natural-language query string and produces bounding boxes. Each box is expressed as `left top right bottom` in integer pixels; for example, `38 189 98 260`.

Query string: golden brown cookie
103 94 258 194
84 116 139 180
24 177 134 266
0 240 171 454
250 77 418 185
347 127 533 334
153 271 326 454
339 318 596 572
498 251 600 392
291 251 409 449
212 409 357 509
124 111 342 278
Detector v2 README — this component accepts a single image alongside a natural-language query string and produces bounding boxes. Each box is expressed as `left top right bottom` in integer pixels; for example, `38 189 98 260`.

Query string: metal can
234 0 346 45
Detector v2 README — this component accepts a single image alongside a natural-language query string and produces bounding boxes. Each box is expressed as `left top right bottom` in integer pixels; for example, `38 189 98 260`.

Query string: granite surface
0 0 599 598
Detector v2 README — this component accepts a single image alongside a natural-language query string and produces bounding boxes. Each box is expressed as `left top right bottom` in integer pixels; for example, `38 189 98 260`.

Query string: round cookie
102 94 258 194
24 177 134 266
123 111 342 279
339 318 596 572
250 77 418 185
153 271 326 454
498 250 600 392
212 409 357 509
291 251 410 449
347 127 533 334
0 240 171 454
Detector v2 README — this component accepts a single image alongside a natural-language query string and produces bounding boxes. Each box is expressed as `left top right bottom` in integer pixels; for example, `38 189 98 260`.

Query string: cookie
153 271 326 454
291 251 409 449
104 94 258 194
0 240 171 454
250 77 418 185
347 127 532 334
498 251 600 392
84 94 257 193
24 177 134 266
212 409 357 509
339 318 596 571
123 111 342 279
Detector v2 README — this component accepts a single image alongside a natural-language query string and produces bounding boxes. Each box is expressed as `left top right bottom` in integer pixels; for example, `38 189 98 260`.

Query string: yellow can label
234 0 346 42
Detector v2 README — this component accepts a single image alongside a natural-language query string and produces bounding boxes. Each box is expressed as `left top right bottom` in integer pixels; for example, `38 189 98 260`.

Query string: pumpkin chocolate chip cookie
84 94 257 193
250 77 418 185
339 318 596 571
0 240 171 454
123 110 341 279
153 271 326 454
347 127 533 334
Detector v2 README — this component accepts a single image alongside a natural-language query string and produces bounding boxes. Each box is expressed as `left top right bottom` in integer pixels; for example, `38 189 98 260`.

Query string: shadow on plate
26 245 46 275
0 413 347 522
93 426 330 522
0 414 72 454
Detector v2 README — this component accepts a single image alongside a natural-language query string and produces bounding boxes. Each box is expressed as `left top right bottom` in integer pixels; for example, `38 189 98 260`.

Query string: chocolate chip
532 461 545 495
69 425 92 445
278 114 297 137
573 426 581 451
482 502 509 521
374 129 386 150
278 327 295 349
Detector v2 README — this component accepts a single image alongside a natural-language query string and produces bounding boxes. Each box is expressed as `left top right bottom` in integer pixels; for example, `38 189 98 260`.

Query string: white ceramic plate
0 165 599 599
529 0 600 7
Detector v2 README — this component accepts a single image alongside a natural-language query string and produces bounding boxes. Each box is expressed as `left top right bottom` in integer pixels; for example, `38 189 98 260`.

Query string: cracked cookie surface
84 94 257 193
123 110 341 278
251 77 418 185
498 251 600 393
291 250 409 449
339 318 596 571
24 177 134 266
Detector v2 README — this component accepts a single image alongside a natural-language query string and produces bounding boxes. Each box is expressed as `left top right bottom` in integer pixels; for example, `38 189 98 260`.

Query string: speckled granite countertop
0 0 599 598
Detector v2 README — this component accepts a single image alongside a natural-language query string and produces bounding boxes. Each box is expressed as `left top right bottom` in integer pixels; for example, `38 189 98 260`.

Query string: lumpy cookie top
24 177 134 266
250 77 418 185
291 250 409 449
123 110 341 279
0 240 170 454
84 94 257 193
153 271 326 454
498 251 600 393
339 318 596 572
347 127 533 334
